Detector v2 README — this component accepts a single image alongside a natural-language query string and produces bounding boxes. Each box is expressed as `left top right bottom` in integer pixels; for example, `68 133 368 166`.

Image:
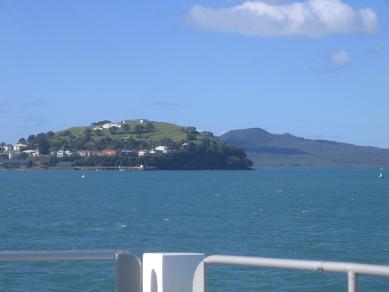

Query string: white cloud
328 50 351 67
189 0 379 37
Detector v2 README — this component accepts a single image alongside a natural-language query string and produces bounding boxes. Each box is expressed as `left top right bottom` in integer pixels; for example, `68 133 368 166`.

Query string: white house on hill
13 144 27 151
155 146 169 153
23 150 40 157
138 150 149 157
102 121 125 129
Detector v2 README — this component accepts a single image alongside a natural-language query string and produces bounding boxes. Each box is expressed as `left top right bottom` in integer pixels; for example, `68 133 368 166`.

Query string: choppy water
1 168 389 291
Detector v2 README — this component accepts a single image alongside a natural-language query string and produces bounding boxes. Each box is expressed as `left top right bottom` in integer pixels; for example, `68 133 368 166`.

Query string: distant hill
220 128 389 167
16 120 253 170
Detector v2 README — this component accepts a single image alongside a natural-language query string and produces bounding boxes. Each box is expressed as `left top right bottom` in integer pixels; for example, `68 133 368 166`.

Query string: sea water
0 168 389 291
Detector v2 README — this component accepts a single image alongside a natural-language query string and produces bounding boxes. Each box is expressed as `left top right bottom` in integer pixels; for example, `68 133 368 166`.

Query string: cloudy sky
0 0 388 147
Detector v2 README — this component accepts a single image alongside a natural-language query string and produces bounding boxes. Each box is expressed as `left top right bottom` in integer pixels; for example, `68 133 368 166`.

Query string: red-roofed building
100 149 117 156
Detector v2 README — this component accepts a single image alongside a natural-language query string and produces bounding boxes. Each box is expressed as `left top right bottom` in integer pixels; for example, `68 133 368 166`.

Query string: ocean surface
0 168 389 291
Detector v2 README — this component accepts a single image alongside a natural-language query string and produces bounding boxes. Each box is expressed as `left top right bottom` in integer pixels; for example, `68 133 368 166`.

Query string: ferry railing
192 255 389 292
0 250 141 292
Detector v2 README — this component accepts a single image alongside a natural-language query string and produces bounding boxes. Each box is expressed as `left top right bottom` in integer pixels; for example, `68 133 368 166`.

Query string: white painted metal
348 272 359 292
143 253 205 292
116 253 142 292
193 255 389 292
0 250 141 292
0 250 120 261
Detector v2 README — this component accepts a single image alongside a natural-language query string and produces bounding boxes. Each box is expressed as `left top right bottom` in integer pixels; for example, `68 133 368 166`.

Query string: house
13 144 27 151
77 150 93 157
138 150 149 157
155 145 169 154
56 150 73 158
102 123 122 129
99 149 117 156
92 126 102 131
23 150 40 157
4 145 13 152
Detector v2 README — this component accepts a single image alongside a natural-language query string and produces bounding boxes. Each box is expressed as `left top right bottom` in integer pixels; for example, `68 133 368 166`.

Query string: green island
0 119 253 170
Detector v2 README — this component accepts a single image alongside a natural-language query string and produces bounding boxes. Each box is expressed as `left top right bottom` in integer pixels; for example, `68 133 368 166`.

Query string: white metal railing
0 250 141 292
192 255 389 292
4 251 389 291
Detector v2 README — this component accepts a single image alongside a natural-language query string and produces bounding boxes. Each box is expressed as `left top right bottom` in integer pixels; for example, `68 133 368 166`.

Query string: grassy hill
220 128 389 167
18 120 253 170
51 120 191 149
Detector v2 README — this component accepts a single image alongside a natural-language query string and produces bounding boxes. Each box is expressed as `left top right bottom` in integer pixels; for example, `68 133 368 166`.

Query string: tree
185 127 199 141
109 126 118 134
144 122 155 132
18 138 27 144
27 135 35 144
122 124 130 132
226 156 253 169
19 152 28 160
35 133 50 155
201 131 214 137
92 120 111 126
134 125 144 135
157 137 175 148
46 131 55 138
122 137 137 149
83 128 93 138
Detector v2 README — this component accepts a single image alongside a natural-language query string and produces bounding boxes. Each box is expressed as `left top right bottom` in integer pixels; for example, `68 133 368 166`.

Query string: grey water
0 168 389 291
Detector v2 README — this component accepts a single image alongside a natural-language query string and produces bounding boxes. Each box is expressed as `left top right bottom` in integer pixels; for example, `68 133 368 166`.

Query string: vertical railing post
192 260 206 292
348 271 358 292
143 253 204 292
116 252 142 292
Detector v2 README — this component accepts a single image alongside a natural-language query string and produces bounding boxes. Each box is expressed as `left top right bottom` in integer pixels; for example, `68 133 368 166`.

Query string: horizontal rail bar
203 255 389 277
0 250 129 262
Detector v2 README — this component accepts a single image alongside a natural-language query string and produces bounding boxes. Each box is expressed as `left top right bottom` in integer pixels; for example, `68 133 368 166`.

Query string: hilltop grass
53 120 190 146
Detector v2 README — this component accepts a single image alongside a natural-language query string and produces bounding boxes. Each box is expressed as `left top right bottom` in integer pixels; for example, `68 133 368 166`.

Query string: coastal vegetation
1 120 253 170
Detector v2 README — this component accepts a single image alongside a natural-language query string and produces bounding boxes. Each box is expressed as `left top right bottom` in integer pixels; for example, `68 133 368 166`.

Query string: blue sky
0 0 388 147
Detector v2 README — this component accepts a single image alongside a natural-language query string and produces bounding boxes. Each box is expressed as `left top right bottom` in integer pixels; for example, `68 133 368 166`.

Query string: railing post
348 271 359 292
142 253 205 292
192 260 205 292
116 252 142 292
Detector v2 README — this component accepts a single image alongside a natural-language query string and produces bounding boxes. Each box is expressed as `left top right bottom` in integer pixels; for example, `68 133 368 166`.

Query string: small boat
379 168 384 179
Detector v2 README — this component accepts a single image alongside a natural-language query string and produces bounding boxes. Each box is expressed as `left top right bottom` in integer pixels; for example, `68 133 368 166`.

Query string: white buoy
81 174 86 179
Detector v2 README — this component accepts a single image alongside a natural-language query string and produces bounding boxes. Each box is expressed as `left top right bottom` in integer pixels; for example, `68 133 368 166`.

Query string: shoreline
0 166 254 171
